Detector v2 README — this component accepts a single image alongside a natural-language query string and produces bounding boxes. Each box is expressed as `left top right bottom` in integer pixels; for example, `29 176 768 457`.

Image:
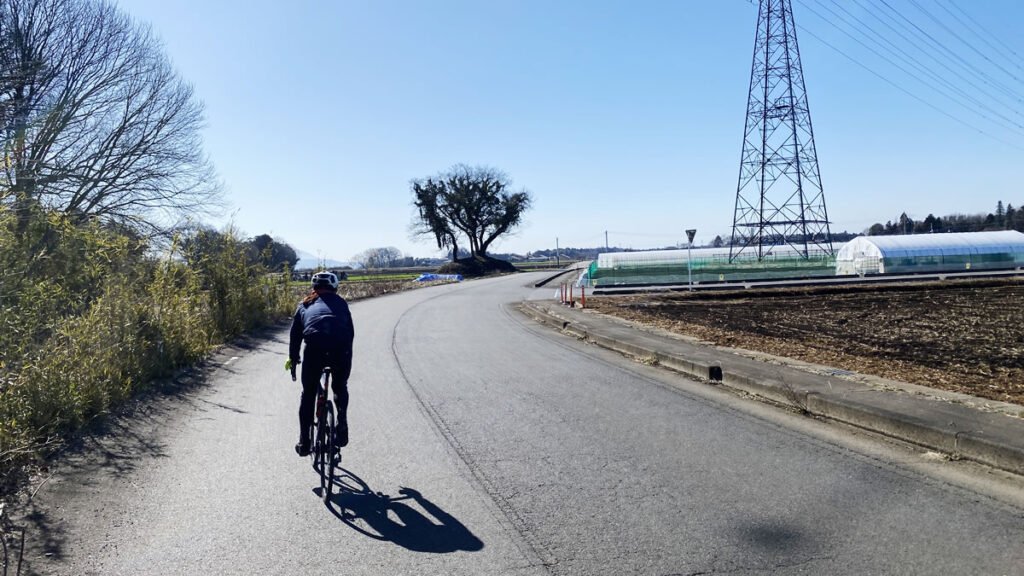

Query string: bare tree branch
0 0 221 234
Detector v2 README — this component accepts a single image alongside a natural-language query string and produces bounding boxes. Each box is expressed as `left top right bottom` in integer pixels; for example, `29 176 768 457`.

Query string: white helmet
311 271 339 290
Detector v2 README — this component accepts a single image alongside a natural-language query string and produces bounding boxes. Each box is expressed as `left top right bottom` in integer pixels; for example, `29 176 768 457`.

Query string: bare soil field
587 278 1024 406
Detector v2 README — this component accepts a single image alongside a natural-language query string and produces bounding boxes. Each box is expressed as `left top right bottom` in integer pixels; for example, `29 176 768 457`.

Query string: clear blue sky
115 0 1024 260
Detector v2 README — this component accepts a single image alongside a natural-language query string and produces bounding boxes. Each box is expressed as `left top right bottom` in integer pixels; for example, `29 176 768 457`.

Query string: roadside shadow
317 468 484 553
8 325 289 570
734 521 808 552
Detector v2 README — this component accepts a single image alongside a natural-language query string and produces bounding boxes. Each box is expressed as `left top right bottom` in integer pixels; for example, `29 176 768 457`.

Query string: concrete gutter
592 268 1024 295
519 300 1024 476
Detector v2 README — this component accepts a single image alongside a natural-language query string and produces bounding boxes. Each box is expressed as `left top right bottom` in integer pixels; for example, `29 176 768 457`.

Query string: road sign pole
686 229 697 293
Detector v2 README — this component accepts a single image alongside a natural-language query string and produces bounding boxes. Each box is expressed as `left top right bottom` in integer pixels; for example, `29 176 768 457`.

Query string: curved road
21 273 1024 575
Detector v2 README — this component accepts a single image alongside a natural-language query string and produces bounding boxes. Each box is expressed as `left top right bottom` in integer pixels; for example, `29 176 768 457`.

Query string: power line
737 0 1024 150
799 0 1024 135
905 0 1024 86
936 0 1024 75
846 0 1023 109
869 0 1023 103
607 230 683 239
793 21 1024 151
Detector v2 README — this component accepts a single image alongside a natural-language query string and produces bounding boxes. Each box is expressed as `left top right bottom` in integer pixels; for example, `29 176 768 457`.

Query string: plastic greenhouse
586 245 836 287
835 231 1024 275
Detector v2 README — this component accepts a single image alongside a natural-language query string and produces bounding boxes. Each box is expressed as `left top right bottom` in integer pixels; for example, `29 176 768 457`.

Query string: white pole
685 229 696 292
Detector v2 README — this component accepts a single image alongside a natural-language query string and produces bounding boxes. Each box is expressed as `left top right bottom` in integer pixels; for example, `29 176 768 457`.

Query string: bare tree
0 0 220 234
378 246 402 268
353 246 403 270
411 164 531 261
352 248 374 271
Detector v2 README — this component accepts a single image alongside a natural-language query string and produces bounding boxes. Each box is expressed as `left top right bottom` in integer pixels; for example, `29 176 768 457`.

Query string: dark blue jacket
289 292 354 361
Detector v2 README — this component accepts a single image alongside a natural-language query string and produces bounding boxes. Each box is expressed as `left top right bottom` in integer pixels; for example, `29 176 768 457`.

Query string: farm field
343 273 421 282
586 278 1024 406
287 277 459 302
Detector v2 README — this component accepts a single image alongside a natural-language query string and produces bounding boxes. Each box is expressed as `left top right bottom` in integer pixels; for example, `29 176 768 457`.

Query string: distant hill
294 250 358 271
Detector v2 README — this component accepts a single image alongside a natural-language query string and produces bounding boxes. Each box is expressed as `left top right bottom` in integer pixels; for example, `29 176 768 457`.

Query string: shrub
0 208 294 492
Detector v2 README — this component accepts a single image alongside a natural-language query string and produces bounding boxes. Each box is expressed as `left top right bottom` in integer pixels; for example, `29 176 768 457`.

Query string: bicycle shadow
315 468 484 553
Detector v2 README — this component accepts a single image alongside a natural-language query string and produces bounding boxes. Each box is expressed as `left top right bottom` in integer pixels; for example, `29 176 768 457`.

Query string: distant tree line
866 201 1024 236
706 231 860 248
525 247 622 260
518 231 862 261
350 246 446 270
184 229 299 272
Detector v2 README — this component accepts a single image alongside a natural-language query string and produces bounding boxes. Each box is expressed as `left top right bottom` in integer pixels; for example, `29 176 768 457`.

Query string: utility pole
730 0 832 262
556 237 560 267
605 230 609 251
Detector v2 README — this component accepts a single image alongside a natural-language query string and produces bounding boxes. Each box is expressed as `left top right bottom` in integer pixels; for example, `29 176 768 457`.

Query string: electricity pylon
730 0 833 261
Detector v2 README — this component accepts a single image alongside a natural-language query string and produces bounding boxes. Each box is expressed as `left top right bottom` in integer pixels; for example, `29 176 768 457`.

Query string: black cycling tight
298 345 351 436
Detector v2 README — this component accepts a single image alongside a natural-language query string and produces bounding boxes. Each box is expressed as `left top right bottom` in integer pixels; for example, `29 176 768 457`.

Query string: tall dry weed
0 211 294 491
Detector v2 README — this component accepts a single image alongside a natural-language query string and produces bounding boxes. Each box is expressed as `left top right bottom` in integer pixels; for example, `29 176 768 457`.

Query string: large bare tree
0 0 220 234
411 164 531 262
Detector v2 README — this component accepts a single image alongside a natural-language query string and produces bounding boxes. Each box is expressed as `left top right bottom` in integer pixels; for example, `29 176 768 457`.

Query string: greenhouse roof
837 230 1024 259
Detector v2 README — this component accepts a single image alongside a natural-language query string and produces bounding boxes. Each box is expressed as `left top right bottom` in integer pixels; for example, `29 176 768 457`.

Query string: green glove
285 358 297 371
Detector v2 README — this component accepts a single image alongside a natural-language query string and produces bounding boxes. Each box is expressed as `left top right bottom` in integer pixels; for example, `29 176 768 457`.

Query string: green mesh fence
589 251 836 287
881 251 1024 274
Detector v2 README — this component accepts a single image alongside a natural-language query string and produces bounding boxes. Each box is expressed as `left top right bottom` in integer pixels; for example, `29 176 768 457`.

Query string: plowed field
587 278 1024 406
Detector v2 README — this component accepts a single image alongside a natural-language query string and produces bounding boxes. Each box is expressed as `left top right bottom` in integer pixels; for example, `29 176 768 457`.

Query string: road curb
519 300 1024 476
533 269 575 288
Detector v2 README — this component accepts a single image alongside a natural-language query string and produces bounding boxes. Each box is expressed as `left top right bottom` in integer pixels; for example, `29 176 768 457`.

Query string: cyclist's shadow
317 467 484 553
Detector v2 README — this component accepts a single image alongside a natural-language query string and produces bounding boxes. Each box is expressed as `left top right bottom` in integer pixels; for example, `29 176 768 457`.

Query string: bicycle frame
314 367 337 502
315 368 331 423
291 362 339 502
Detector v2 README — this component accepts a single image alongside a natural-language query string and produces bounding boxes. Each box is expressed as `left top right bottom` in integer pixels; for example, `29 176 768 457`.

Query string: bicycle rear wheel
321 403 335 502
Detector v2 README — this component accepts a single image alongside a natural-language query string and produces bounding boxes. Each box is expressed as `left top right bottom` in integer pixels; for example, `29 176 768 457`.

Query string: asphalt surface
15 272 1024 575
521 296 1024 477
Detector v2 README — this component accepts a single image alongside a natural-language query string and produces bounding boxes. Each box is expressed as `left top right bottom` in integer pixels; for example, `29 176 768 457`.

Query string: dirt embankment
587 278 1024 406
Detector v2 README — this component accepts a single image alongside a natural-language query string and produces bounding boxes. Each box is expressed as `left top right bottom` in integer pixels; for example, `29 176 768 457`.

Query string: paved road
20 273 1024 575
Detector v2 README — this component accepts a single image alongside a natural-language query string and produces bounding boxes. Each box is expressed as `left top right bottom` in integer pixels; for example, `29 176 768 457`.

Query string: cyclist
287 271 355 456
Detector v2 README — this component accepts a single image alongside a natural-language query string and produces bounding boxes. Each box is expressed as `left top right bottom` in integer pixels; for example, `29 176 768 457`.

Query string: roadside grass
0 212 295 500
1 218 495 506
1 259 454 502
289 273 421 284
346 273 421 282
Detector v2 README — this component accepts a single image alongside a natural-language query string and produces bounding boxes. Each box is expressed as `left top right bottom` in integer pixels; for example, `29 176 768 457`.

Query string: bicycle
292 364 339 502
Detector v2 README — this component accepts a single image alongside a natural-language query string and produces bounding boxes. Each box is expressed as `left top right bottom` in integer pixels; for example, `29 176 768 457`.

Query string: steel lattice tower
730 0 832 261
